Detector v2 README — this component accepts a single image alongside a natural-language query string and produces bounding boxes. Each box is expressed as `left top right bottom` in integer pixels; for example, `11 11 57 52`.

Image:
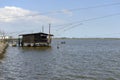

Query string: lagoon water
0 39 120 80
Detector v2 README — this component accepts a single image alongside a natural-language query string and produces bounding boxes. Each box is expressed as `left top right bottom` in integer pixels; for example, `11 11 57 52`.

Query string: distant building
19 32 53 47
0 36 12 39
0 36 12 41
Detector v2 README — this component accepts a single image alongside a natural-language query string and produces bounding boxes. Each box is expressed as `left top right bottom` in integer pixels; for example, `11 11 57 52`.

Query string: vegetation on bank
0 42 8 54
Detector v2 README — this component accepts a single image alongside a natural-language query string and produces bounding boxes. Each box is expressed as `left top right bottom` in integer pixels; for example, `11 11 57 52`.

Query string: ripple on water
0 39 120 80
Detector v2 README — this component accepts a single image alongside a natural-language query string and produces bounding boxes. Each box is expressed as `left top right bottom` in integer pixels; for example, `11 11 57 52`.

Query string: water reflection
1 46 55 80
21 46 52 51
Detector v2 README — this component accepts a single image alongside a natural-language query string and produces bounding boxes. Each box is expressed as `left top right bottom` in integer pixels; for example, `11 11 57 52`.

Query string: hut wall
34 34 48 43
21 33 52 44
22 35 34 43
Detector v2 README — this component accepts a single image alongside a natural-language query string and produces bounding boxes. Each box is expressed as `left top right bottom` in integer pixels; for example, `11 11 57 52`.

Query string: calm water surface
0 39 120 80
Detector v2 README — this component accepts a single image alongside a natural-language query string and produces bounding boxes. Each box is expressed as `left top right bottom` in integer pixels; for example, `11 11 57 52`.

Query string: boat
9 42 17 47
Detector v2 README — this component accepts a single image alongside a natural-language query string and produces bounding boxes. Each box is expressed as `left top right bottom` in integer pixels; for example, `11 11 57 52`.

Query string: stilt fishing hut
18 32 53 47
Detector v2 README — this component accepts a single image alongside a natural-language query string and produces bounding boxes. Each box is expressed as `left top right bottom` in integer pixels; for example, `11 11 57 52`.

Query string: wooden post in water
18 36 20 47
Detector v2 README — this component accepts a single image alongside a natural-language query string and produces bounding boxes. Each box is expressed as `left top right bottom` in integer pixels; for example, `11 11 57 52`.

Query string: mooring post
18 36 20 47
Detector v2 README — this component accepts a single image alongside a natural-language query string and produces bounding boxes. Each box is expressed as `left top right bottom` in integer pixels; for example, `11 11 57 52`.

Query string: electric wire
55 12 120 32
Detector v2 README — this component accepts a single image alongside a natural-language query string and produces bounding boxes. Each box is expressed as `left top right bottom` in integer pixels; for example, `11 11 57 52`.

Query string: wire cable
55 13 120 32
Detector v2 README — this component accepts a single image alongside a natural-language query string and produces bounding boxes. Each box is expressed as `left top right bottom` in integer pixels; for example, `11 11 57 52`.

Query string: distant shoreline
53 38 120 40
9 38 120 40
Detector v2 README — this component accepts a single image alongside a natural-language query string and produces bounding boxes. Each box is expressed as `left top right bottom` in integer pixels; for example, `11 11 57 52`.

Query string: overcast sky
0 0 120 38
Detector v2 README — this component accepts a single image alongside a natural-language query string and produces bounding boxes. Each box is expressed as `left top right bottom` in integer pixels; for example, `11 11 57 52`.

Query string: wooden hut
18 32 53 47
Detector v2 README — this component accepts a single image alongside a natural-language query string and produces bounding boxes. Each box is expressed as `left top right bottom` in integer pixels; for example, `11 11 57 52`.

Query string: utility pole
42 25 44 33
49 24 51 35
3 31 5 43
48 23 51 45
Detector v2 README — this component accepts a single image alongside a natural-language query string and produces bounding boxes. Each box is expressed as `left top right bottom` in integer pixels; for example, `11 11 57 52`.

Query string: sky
0 0 120 38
